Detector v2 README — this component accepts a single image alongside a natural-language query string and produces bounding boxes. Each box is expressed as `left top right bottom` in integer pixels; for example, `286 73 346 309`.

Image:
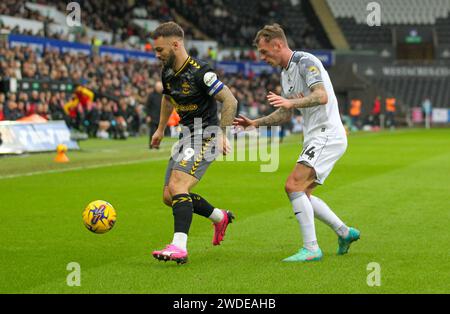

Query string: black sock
190 193 215 218
172 194 194 234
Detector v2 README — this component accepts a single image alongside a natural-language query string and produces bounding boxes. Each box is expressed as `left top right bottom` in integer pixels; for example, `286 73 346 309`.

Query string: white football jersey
281 51 346 141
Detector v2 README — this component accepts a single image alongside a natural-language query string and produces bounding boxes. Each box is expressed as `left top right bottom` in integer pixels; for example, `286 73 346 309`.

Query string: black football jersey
161 56 224 132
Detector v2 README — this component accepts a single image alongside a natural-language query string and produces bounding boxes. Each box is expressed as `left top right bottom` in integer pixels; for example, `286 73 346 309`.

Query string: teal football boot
337 227 360 255
283 247 323 262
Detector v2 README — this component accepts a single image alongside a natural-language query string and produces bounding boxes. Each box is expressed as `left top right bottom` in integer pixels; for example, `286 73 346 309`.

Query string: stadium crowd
1 0 323 52
0 0 196 50
0 0 331 138
0 44 294 139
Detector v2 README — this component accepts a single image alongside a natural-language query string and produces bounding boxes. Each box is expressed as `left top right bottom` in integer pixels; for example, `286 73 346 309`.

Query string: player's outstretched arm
233 106 293 128
267 83 328 110
151 95 173 149
214 85 237 155
214 85 238 133
256 107 293 127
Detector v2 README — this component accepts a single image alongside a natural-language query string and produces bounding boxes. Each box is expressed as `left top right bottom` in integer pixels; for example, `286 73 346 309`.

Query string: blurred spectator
189 46 199 58
0 103 4 121
371 96 381 127
144 41 153 52
36 103 50 120
167 109 180 138
385 96 396 129
49 94 66 120
82 102 100 137
114 98 133 139
4 97 24 120
97 101 115 139
0 93 5 121
145 82 163 147
422 97 432 129
349 98 362 130
206 46 218 62
292 115 303 133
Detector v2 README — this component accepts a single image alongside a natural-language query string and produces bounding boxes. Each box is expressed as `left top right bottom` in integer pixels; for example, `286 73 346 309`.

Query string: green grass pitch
0 129 449 293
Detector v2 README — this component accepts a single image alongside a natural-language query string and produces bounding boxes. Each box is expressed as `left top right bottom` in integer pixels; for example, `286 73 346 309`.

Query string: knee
285 177 299 194
284 176 308 195
167 181 185 197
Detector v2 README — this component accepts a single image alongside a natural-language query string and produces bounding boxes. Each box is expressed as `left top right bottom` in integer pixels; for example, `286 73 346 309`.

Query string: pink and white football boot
152 244 188 264
212 210 235 246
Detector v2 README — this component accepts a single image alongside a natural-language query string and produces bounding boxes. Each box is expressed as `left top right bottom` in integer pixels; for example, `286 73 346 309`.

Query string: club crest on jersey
166 83 171 91
182 81 190 95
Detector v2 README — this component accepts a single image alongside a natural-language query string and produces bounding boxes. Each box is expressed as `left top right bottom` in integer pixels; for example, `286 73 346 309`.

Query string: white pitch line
0 139 290 180
0 156 170 180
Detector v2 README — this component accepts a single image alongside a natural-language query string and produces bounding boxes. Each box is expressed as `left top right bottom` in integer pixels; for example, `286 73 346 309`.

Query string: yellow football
82 200 117 234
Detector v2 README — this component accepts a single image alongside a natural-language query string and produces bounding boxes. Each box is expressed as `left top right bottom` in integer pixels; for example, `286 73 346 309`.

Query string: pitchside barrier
6 34 333 76
411 108 450 124
0 120 79 155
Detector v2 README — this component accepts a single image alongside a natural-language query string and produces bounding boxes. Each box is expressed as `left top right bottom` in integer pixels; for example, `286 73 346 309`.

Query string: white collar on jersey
284 51 298 71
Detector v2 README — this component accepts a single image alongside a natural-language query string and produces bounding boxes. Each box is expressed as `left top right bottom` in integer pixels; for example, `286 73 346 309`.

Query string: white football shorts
297 133 347 185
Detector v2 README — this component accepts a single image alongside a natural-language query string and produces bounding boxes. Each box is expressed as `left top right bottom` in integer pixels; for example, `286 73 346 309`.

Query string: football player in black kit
150 22 238 264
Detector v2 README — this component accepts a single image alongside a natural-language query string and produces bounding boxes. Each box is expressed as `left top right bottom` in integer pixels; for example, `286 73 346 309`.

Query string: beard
164 51 176 69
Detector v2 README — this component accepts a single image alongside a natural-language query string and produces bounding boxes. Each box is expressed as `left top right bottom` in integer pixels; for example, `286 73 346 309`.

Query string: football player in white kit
234 24 360 262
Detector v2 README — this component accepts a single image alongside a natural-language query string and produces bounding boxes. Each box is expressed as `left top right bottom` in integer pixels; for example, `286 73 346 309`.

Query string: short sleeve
299 57 323 89
196 65 224 97
161 73 170 95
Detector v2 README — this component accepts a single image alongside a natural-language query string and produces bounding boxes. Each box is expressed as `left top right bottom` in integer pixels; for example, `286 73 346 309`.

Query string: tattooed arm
214 85 237 155
254 107 293 127
266 83 328 110
214 85 238 134
232 106 293 129
290 83 328 109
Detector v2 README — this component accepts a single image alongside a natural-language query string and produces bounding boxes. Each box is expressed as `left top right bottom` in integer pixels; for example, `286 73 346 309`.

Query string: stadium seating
369 75 450 108
167 0 330 49
327 0 449 24
327 0 450 47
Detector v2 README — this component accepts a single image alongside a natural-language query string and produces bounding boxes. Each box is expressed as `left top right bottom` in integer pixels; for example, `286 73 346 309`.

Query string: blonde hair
253 23 287 46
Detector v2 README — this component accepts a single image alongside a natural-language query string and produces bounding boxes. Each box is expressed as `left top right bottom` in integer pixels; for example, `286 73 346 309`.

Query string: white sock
171 232 188 251
208 208 224 223
288 192 319 251
310 195 349 238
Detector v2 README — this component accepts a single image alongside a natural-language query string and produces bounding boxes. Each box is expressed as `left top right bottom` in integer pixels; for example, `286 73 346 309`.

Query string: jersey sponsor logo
174 103 198 112
308 65 320 75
